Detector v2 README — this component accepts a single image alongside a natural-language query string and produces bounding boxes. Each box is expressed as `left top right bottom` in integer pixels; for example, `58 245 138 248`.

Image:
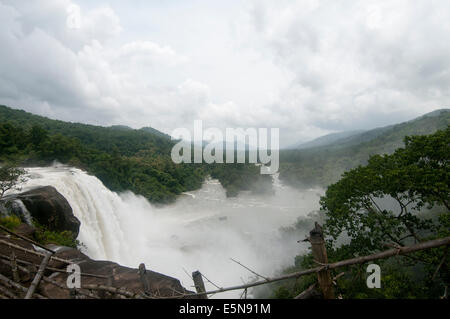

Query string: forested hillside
287 130 365 150
280 109 450 188
270 127 450 299
0 105 271 203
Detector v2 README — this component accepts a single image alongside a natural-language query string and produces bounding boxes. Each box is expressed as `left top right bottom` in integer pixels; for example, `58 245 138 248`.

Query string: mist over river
18 164 324 298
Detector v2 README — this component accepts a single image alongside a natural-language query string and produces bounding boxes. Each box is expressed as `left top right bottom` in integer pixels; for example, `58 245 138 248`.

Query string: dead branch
0 239 73 264
25 252 53 299
230 258 269 281
0 273 46 299
0 257 99 299
294 272 345 299
82 284 146 299
294 283 320 299
200 272 222 290
10 251 20 282
0 283 19 299
239 287 246 299
333 272 345 285
0 252 108 279
182 236 450 298
0 224 55 254
182 267 193 281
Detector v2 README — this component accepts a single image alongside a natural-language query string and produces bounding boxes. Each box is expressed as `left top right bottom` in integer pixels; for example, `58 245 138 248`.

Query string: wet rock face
42 248 196 299
0 186 196 299
11 186 80 237
0 232 196 299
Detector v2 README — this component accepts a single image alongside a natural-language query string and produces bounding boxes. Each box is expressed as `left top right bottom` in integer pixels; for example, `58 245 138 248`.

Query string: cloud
0 0 449 147
0 1 206 129
248 0 450 136
118 41 188 67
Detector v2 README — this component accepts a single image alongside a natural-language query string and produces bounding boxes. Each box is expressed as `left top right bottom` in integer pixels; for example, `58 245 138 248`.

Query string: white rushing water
19 164 323 298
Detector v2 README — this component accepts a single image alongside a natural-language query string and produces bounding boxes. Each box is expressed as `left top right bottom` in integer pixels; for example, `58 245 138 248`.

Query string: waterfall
21 166 130 262
12 200 33 225
19 164 323 298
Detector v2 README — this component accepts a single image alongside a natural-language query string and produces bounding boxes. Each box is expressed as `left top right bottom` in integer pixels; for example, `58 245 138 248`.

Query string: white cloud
0 0 449 147
247 0 450 135
118 41 188 67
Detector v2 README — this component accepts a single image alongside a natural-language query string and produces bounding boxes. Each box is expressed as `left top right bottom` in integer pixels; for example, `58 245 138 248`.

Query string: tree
29 125 48 147
0 165 27 199
321 127 449 254
312 128 450 298
265 128 449 299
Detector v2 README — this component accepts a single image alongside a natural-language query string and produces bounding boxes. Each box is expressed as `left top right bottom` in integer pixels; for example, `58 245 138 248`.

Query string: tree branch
230 258 269 281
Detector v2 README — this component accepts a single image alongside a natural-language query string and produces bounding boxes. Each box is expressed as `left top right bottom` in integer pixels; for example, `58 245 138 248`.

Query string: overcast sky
0 0 449 147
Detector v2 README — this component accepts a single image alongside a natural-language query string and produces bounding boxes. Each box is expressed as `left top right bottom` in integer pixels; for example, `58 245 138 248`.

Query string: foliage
33 222 80 248
0 215 22 230
321 127 449 254
0 213 80 249
271 128 449 299
0 105 270 203
279 110 450 189
0 164 27 199
320 128 449 298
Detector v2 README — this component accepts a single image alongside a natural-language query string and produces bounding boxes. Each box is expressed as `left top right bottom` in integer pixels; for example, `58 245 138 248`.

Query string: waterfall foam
18 164 323 298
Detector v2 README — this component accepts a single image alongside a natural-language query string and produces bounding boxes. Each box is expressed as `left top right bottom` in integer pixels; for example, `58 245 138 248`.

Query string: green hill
0 105 175 157
0 105 270 203
286 130 365 149
279 109 450 188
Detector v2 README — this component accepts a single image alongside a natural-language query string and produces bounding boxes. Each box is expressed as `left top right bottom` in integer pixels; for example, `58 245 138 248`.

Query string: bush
33 222 80 248
0 215 21 230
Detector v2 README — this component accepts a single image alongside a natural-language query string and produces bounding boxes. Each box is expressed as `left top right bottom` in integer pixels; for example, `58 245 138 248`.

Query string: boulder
14 186 80 237
41 250 197 298
0 232 196 299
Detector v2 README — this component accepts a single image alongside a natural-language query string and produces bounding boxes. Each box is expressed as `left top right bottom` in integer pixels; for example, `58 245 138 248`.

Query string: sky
0 0 449 147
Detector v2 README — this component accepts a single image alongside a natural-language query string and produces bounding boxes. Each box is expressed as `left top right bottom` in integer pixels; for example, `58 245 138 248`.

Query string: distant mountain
280 108 450 188
139 126 171 139
288 130 365 150
413 108 450 119
109 125 133 131
289 108 450 151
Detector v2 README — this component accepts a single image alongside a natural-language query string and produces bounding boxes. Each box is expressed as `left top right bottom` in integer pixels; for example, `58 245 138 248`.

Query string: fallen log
0 258 99 299
0 252 108 279
0 284 19 299
82 284 146 299
0 239 72 264
10 251 20 282
0 225 55 254
25 253 52 299
294 272 345 299
182 236 450 298
0 273 46 299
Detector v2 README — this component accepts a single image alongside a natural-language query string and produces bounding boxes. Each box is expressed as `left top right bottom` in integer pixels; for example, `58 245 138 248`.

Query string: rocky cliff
2 186 80 236
0 187 196 299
